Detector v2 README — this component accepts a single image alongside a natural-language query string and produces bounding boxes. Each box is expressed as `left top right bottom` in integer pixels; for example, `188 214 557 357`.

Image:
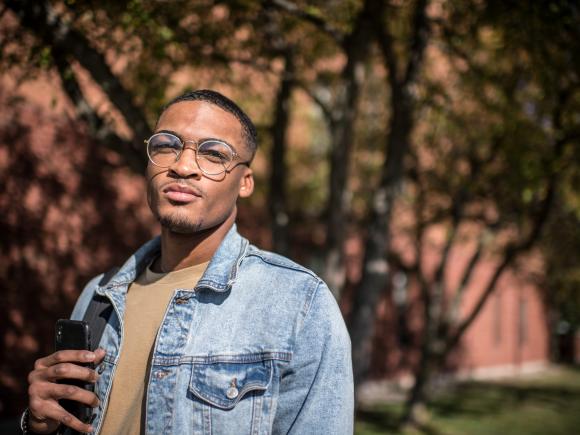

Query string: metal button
226 386 239 399
175 297 188 305
226 378 238 399
97 364 105 374
155 370 168 379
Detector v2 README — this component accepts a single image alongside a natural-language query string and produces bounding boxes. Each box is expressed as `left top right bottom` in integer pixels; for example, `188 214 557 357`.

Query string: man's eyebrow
153 129 239 151
155 129 182 137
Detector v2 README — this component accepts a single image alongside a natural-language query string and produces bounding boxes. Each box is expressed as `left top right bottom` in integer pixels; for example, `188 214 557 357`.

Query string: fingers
58 411 94 434
35 350 97 370
27 349 107 434
29 400 94 434
30 382 99 411
29 362 99 384
44 363 99 383
29 381 99 407
52 384 100 407
94 348 106 365
28 383 98 433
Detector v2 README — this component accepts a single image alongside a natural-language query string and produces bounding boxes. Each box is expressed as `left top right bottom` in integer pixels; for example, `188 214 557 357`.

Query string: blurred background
1 1 580 434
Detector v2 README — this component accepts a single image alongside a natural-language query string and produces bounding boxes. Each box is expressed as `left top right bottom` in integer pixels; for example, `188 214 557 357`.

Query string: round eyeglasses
145 132 250 176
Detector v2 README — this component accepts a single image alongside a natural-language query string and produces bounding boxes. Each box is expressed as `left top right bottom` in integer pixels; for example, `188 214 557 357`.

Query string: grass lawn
356 366 580 435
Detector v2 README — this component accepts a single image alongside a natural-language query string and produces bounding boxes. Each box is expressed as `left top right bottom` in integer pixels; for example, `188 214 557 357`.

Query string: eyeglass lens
147 133 234 175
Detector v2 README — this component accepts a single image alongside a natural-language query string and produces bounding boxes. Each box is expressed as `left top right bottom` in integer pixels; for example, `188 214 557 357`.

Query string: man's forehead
156 100 242 139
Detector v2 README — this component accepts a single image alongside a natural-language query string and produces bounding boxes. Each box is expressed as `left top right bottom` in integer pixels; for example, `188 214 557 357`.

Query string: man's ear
238 168 254 198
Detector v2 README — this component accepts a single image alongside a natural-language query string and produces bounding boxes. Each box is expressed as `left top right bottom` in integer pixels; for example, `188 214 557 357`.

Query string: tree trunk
323 0 375 298
401 276 440 427
402 343 434 426
350 85 414 386
269 50 294 255
350 0 430 391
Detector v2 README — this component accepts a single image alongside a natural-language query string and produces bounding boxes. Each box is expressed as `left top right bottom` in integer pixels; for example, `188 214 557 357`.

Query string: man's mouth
162 183 202 203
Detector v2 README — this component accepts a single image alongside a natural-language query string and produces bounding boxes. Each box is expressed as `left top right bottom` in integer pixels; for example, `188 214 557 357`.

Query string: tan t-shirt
99 260 208 435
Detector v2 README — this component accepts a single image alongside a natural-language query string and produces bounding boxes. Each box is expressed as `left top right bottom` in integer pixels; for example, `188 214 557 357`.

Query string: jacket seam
295 279 323 339
245 250 319 279
151 352 293 366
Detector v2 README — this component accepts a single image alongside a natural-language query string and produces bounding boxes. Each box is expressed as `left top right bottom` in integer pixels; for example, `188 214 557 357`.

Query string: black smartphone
54 319 94 425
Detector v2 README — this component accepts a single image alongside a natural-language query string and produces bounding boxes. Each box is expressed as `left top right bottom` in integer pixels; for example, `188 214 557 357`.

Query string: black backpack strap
82 267 118 351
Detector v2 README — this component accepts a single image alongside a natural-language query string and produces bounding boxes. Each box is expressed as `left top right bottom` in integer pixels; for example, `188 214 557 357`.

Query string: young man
23 90 353 434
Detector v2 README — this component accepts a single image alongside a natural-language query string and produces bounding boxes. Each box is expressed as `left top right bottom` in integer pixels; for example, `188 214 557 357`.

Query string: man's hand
26 348 106 434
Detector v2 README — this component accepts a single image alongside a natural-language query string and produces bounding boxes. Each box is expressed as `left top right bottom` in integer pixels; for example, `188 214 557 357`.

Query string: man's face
146 101 254 234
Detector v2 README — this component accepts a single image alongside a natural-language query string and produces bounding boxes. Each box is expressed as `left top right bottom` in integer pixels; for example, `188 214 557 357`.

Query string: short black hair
163 89 258 158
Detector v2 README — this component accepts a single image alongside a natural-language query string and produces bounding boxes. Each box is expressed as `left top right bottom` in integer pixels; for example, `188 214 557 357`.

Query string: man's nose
168 146 200 177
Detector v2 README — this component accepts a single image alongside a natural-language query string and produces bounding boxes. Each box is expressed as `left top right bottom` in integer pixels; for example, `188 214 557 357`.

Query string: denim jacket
70 225 354 434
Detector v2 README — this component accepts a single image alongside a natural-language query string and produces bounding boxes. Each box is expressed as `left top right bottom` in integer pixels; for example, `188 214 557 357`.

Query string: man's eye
151 142 180 153
199 149 228 161
198 142 232 163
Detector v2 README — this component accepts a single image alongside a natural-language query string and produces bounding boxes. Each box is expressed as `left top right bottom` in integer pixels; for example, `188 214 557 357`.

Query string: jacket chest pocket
189 358 273 434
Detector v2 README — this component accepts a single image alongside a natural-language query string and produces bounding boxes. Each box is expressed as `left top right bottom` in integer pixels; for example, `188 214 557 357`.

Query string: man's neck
156 214 235 273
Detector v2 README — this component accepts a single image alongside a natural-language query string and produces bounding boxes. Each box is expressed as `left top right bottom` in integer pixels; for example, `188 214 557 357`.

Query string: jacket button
175 297 188 305
155 370 168 379
97 364 105 374
226 386 239 399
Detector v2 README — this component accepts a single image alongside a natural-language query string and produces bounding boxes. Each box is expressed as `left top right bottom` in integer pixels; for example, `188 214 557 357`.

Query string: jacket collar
195 224 248 292
97 224 248 294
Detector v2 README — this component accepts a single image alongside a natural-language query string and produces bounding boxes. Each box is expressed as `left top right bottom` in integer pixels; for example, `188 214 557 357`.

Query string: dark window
493 292 502 346
518 298 528 345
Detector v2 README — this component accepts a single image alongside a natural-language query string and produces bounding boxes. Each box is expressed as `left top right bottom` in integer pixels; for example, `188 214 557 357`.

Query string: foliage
385 0 580 423
355 368 580 435
1 0 580 424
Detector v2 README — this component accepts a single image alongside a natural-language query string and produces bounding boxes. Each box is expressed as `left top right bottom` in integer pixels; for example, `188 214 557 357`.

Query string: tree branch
296 81 334 123
6 0 151 145
373 10 400 90
53 56 146 172
433 214 459 287
264 0 345 45
446 231 485 325
404 0 430 86
444 162 559 355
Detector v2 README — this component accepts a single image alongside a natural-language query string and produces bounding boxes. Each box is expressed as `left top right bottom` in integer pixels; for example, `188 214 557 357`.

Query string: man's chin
158 215 202 234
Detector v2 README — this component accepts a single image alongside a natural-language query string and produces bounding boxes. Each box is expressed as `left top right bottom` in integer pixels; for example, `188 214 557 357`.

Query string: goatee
158 214 202 234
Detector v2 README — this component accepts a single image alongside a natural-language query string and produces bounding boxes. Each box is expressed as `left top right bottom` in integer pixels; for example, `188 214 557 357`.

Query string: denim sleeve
273 281 354 434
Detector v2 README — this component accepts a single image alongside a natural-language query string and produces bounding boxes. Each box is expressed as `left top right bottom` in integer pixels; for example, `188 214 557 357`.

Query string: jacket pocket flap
189 359 273 410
